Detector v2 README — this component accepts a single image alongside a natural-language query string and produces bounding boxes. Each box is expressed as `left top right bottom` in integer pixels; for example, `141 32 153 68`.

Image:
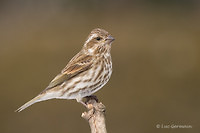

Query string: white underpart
39 91 61 101
88 48 94 53
105 53 110 58
90 61 112 95
59 61 112 100
59 68 96 99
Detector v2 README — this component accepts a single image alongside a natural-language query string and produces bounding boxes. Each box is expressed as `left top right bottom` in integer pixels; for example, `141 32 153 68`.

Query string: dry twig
81 96 107 133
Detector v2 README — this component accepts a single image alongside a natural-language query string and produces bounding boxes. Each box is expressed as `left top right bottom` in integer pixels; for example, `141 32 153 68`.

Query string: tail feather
15 95 42 112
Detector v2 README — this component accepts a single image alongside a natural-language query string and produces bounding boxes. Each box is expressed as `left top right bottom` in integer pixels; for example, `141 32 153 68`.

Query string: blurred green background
1 0 200 133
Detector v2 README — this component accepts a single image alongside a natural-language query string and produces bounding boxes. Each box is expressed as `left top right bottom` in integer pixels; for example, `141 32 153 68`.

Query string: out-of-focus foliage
1 0 200 133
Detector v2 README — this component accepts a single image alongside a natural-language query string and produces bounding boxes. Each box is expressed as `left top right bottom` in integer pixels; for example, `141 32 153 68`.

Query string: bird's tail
15 94 42 112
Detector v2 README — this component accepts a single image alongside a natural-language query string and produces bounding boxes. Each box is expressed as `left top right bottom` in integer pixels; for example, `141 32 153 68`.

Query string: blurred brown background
1 0 200 133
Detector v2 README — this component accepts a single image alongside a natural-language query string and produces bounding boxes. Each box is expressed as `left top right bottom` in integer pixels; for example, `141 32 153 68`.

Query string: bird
16 28 115 112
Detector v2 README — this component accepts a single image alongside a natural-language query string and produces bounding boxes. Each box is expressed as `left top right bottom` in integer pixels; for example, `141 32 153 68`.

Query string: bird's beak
106 35 115 43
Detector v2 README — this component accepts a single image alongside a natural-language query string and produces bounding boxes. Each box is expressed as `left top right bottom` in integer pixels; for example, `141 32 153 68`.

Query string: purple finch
16 28 115 112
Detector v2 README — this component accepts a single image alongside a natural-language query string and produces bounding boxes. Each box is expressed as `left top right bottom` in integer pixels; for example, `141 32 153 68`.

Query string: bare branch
81 96 107 133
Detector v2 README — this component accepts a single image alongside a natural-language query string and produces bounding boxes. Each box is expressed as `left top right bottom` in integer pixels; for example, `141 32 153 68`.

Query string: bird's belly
58 63 112 100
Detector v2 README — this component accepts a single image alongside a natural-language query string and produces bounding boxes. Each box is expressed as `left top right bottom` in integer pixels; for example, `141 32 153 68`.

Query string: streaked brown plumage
16 28 114 112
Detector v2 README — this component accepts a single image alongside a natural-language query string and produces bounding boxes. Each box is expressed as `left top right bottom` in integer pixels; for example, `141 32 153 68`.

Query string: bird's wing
16 53 93 112
46 53 93 90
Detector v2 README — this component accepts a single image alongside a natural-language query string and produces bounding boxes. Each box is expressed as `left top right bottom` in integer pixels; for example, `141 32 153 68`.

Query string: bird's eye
96 37 102 41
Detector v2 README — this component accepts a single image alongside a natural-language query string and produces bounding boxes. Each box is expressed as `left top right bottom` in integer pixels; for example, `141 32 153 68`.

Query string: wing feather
45 53 93 90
